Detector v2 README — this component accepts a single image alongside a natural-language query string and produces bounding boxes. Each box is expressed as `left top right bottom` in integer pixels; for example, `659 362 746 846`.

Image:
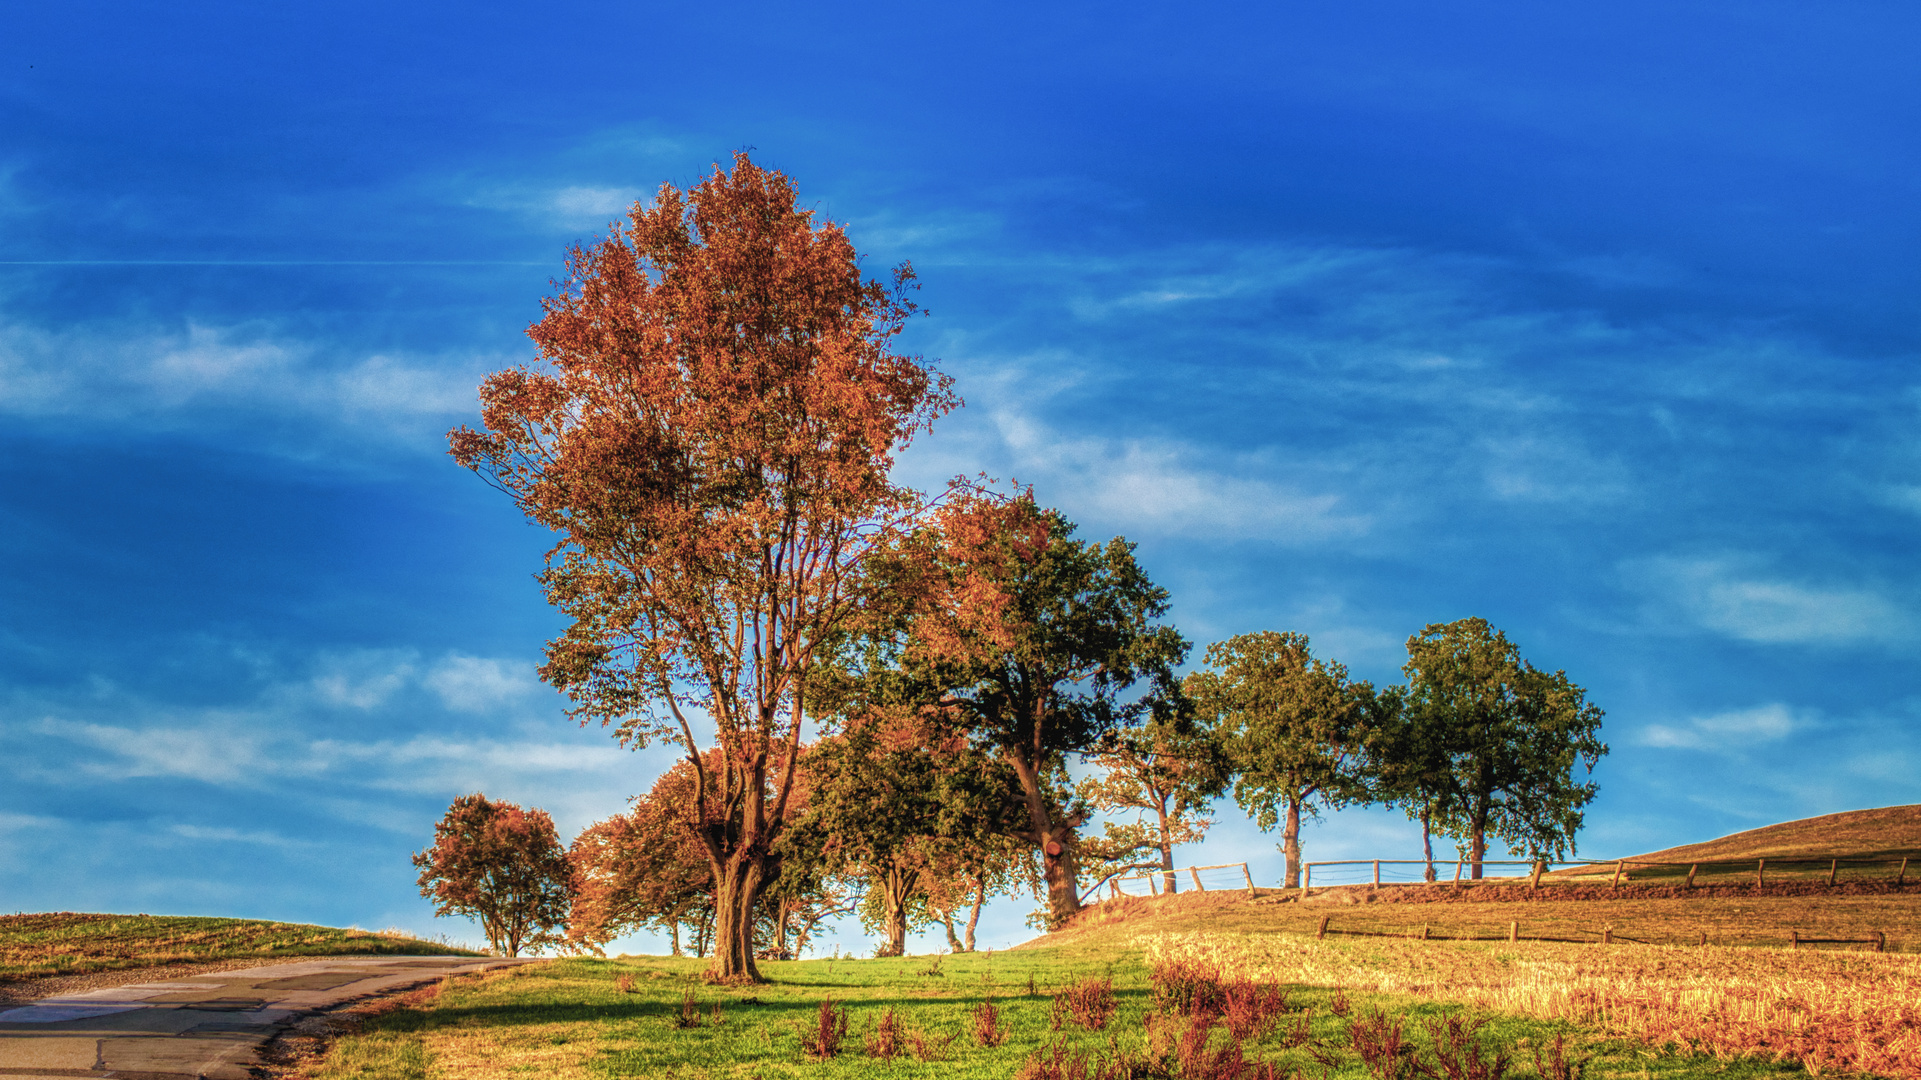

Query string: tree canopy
413 794 571 958
1400 617 1608 878
449 153 956 980
1188 631 1373 889
890 491 1189 927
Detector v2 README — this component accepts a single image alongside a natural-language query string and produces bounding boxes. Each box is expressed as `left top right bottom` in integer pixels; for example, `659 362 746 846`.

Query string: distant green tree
414 794 572 957
1400 617 1608 879
1187 631 1373 889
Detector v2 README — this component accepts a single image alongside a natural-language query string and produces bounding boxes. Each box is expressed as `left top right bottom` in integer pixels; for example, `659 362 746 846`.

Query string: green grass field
309 944 1818 1080
0 913 476 981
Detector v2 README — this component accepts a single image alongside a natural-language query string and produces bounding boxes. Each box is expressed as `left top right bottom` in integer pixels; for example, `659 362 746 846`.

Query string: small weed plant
973 997 1008 1047
798 999 848 1061
865 1006 905 1060
1053 975 1119 1031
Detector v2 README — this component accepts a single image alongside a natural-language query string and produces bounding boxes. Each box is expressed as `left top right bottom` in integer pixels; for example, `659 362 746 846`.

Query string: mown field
305 948 1821 1080
1066 881 1920 953
0 913 475 981
304 881 1921 1080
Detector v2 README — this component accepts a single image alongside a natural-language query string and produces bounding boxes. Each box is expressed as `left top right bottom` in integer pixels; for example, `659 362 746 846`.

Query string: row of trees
414 611 1607 959
432 153 1605 977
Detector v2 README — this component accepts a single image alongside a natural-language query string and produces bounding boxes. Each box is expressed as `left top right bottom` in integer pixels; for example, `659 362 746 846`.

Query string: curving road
0 954 540 1079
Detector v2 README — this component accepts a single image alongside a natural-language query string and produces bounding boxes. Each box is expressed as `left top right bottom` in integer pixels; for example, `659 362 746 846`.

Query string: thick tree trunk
1155 803 1178 895
1004 750 1082 927
880 860 918 957
941 913 963 953
1282 797 1304 889
709 854 768 981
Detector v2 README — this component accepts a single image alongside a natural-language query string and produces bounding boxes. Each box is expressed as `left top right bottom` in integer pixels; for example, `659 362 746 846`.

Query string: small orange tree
449 154 955 980
568 759 714 957
413 793 571 957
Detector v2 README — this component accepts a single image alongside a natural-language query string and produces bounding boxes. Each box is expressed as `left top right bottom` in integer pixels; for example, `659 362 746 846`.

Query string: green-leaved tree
1400 617 1608 879
1188 631 1373 889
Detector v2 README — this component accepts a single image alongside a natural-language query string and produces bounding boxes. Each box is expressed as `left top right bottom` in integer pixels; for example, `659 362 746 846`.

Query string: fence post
1242 863 1256 897
1453 858 1464 886
1602 927 1613 945
1191 867 1206 892
1373 860 1381 887
1698 930 1706 946
1873 931 1885 953
1899 857 1909 886
1148 874 1159 896
1316 915 1330 940
1612 861 1624 887
1303 864 1312 892
1828 859 1838 887
1508 920 1518 943
1686 864 1698 889
1419 924 1430 940
1790 930 1799 950
1756 859 1766 887
1111 880 1121 899
1530 860 1544 889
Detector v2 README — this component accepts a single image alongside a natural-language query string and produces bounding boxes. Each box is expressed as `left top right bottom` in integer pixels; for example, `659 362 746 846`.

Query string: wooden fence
1084 862 1255 903
1311 915 1891 952
1301 855 1914 890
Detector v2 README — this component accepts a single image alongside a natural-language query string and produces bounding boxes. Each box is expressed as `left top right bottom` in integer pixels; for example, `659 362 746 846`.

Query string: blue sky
2 2 1916 953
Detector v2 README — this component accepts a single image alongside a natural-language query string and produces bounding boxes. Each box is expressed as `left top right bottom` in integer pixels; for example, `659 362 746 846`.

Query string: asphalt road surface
0 954 539 1078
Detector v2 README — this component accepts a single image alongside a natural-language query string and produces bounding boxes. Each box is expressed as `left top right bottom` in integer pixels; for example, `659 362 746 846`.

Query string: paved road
0 954 539 1079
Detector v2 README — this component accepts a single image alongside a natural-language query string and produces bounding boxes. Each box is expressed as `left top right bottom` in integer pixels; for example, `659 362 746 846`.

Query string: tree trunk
1155 802 1178 895
774 899 794 961
941 913 963 953
964 877 985 952
1004 749 1083 927
878 859 921 957
709 853 768 980
668 920 683 958
1421 806 1436 883
1282 796 1304 889
1469 796 1489 881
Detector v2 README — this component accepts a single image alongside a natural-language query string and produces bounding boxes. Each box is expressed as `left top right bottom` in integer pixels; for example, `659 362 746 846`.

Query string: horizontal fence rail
1308 915 1892 952
1083 862 1254 903
1300 855 1914 890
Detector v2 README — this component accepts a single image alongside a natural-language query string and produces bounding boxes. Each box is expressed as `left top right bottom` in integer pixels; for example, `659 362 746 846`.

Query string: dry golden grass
1046 883 1917 953
1137 931 1921 1079
1621 804 1921 864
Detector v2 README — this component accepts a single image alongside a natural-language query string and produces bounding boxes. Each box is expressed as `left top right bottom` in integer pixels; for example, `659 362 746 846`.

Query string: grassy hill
0 913 478 982
1027 806 1921 954
1618 803 1921 863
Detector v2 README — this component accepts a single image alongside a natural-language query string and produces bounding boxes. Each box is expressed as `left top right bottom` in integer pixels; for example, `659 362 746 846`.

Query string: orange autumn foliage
450 153 956 980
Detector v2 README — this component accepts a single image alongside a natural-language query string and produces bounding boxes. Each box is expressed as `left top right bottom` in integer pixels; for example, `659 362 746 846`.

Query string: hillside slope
1621 804 1921 863
0 913 477 983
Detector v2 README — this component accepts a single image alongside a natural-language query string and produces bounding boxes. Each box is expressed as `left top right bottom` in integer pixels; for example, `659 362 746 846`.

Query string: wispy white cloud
1626 555 1913 645
168 823 310 848
423 655 541 713
1640 702 1800 751
0 319 494 440
43 718 272 784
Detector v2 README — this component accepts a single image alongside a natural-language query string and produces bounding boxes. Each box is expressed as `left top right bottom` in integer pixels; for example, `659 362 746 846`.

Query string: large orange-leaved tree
449 153 956 981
